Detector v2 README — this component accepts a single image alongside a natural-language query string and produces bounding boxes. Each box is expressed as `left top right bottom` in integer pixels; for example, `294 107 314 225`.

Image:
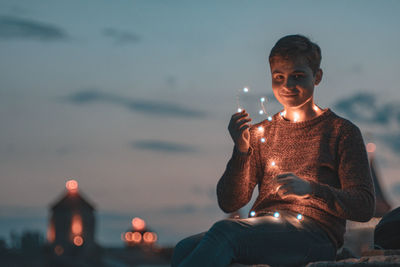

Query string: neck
282 98 323 122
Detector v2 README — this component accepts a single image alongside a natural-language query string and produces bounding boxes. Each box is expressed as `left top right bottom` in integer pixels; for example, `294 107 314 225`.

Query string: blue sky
1 0 400 247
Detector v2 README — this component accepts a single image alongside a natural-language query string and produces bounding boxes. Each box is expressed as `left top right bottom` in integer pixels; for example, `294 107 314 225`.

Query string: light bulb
243 87 249 93
250 211 256 217
271 161 276 166
261 138 266 143
267 116 272 121
297 214 303 220
237 108 242 113
258 126 263 132
260 97 265 102
274 212 280 218
259 110 264 115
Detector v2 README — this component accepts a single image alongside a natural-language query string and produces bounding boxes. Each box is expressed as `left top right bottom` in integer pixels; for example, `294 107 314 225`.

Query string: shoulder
328 109 362 139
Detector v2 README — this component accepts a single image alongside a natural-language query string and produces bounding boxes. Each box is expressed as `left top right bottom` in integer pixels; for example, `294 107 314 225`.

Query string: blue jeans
171 210 336 267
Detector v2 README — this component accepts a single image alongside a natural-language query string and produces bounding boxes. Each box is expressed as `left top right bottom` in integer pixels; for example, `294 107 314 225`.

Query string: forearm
309 181 375 222
217 147 255 213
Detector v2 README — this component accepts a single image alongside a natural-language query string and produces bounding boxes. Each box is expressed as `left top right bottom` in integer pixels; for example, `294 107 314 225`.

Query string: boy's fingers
276 173 295 179
238 124 250 133
276 177 293 185
231 112 249 121
235 118 252 129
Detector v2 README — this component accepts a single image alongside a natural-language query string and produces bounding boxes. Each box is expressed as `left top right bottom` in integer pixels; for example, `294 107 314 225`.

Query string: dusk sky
1 0 400 247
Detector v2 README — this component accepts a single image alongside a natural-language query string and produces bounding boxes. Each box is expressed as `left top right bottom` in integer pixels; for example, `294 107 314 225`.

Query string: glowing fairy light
261 138 266 143
273 212 280 218
250 211 256 217
313 105 319 112
271 161 276 166
267 116 272 121
258 126 263 132
235 86 268 121
297 214 303 220
236 87 249 113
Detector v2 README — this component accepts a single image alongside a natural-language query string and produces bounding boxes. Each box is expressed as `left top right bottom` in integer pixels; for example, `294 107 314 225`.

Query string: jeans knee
209 219 239 240
171 234 204 267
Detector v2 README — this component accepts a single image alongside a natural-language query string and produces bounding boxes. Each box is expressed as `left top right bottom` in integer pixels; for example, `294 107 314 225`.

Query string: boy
171 35 375 267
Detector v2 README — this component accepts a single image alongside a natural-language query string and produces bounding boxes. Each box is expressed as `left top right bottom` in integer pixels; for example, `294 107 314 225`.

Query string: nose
284 77 296 90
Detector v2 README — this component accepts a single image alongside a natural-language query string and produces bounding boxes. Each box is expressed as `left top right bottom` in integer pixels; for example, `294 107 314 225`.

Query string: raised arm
217 110 261 213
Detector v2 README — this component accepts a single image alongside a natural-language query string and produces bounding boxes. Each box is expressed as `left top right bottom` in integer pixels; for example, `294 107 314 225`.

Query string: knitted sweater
217 109 376 249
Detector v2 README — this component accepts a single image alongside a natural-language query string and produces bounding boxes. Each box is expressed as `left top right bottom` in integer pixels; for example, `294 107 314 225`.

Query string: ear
314 69 323 85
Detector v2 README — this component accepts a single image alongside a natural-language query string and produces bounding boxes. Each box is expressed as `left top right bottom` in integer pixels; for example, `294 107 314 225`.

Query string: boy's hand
228 110 252 153
275 173 312 198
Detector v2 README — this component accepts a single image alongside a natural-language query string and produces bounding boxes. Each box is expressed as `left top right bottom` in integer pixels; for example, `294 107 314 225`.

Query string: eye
273 75 284 81
293 74 304 80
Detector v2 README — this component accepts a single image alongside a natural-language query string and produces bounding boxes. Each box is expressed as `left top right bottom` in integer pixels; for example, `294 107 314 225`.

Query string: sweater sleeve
309 124 376 222
216 127 261 213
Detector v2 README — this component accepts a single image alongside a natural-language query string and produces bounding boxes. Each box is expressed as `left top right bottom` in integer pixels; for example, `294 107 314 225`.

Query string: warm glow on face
71 214 83 235
73 235 84 246
132 232 142 243
54 245 64 256
132 217 146 231
66 179 78 193
47 221 55 243
366 142 376 153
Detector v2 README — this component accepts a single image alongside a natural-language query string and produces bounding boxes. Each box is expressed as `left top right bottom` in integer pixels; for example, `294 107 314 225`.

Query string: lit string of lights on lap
236 87 304 222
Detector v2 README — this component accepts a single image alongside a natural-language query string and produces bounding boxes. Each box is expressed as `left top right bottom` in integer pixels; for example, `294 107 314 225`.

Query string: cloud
334 93 397 125
63 89 207 119
102 28 140 45
334 92 400 154
0 15 68 41
132 140 197 153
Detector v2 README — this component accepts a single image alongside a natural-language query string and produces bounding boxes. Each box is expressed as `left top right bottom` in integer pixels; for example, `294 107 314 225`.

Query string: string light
258 126 263 132
260 138 266 143
297 214 303 220
267 116 272 121
235 87 268 120
250 211 256 217
271 161 276 166
273 212 280 218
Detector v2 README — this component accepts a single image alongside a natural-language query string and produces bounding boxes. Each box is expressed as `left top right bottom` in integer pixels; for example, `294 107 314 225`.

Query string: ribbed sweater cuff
231 146 253 168
309 180 329 203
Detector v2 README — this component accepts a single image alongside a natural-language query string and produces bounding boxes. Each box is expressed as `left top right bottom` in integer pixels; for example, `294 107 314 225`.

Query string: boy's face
270 56 322 109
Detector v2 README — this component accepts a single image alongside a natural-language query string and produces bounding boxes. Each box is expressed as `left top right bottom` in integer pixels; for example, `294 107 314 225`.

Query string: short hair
269 34 321 74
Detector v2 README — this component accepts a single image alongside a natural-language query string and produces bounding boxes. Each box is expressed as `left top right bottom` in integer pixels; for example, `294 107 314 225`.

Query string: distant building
47 179 98 258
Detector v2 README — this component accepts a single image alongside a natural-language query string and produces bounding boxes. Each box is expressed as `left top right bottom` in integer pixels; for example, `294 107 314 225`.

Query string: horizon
1 0 400 248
